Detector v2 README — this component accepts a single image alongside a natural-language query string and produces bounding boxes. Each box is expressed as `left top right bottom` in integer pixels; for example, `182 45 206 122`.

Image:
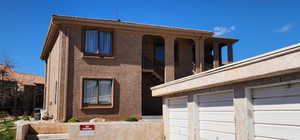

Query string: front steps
26 133 68 140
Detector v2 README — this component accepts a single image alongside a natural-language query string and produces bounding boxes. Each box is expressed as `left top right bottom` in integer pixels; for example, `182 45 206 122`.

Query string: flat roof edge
52 15 214 35
151 43 300 97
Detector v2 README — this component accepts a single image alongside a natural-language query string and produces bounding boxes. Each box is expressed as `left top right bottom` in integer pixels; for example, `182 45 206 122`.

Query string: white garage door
168 96 188 140
197 91 236 140
252 82 300 140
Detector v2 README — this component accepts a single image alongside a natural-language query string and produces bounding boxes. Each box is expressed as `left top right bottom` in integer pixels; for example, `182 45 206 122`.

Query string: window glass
83 80 98 104
85 30 98 53
83 79 113 105
98 80 112 104
99 31 112 55
155 47 164 62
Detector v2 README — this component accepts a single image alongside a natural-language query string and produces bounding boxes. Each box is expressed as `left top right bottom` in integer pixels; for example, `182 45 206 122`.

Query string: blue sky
0 0 299 76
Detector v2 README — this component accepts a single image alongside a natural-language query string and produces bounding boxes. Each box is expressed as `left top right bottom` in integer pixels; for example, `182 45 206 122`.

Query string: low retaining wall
68 121 163 140
15 121 29 140
16 121 163 140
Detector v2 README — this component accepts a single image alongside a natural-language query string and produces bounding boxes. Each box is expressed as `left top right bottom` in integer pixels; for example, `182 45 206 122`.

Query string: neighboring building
151 43 300 140
40 15 238 121
0 64 44 115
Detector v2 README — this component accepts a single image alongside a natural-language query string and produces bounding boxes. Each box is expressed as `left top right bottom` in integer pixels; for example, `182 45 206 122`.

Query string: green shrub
0 111 9 119
67 117 80 123
19 115 30 121
125 117 138 122
0 120 16 140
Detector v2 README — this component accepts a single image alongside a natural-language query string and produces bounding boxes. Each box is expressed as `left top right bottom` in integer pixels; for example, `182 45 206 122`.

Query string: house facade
0 64 44 115
40 15 238 121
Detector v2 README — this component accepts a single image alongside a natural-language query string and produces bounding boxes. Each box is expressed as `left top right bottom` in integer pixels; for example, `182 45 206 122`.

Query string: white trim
195 89 234 97
246 79 300 90
192 94 199 140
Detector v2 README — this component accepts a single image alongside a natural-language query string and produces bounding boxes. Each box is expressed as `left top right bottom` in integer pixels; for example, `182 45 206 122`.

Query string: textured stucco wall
45 32 62 120
67 25 143 121
68 122 163 140
17 121 163 140
44 22 211 122
175 38 194 79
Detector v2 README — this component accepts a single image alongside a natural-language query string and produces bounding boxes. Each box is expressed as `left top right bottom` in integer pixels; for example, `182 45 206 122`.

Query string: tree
0 56 17 109
0 56 16 69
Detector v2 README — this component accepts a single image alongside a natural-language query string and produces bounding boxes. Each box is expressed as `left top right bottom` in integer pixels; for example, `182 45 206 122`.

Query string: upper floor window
84 30 113 56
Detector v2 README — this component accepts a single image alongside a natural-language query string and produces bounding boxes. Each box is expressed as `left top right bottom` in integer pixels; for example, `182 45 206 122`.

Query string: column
234 87 255 140
164 36 175 82
227 43 233 63
213 42 221 68
162 98 169 140
194 37 205 73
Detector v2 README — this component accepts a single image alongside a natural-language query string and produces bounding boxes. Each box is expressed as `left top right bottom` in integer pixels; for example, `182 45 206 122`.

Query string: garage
196 90 236 140
167 96 188 140
251 81 300 140
152 44 300 140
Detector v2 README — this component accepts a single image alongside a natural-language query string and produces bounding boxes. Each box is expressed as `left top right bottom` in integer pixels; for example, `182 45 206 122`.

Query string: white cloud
275 24 294 32
213 26 236 36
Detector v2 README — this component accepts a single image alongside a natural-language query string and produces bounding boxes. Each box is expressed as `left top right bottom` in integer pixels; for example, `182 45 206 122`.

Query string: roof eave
40 16 59 60
40 15 216 60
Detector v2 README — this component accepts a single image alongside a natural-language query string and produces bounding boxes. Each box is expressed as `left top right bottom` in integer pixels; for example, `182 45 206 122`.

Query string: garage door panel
199 112 235 122
197 91 235 140
198 93 234 103
253 95 300 108
199 106 234 112
252 82 300 140
254 136 282 140
168 111 188 120
168 97 187 104
169 119 188 127
199 121 236 134
199 130 235 140
255 124 300 140
199 101 233 108
254 111 300 125
168 102 187 108
253 103 300 111
169 126 189 136
252 83 300 99
168 96 188 140
169 133 188 140
168 107 188 112
168 104 187 109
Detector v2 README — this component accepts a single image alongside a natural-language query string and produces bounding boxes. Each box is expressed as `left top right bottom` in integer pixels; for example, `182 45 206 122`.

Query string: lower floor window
83 79 113 105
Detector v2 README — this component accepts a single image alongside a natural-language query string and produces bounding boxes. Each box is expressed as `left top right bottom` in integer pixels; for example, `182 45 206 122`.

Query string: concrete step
141 115 162 122
26 133 68 140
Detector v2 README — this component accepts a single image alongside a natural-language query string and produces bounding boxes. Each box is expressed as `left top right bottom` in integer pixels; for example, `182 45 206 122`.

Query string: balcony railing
142 57 164 81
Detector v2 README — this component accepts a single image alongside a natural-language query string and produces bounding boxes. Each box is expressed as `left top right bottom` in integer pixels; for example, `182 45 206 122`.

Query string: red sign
80 125 95 131
79 125 95 136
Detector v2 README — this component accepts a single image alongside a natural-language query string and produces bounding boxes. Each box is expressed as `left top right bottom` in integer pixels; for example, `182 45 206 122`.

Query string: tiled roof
0 64 44 85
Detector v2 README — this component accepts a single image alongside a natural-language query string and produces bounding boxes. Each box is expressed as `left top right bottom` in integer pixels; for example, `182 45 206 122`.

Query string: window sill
82 55 115 60
81 104 113 109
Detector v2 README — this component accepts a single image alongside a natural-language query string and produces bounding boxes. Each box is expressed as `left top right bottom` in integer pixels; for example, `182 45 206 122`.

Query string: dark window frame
81 78 114 109
82 27 114 57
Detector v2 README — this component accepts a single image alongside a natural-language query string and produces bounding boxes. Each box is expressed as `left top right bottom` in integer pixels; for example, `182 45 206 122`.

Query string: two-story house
40 15 238 121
